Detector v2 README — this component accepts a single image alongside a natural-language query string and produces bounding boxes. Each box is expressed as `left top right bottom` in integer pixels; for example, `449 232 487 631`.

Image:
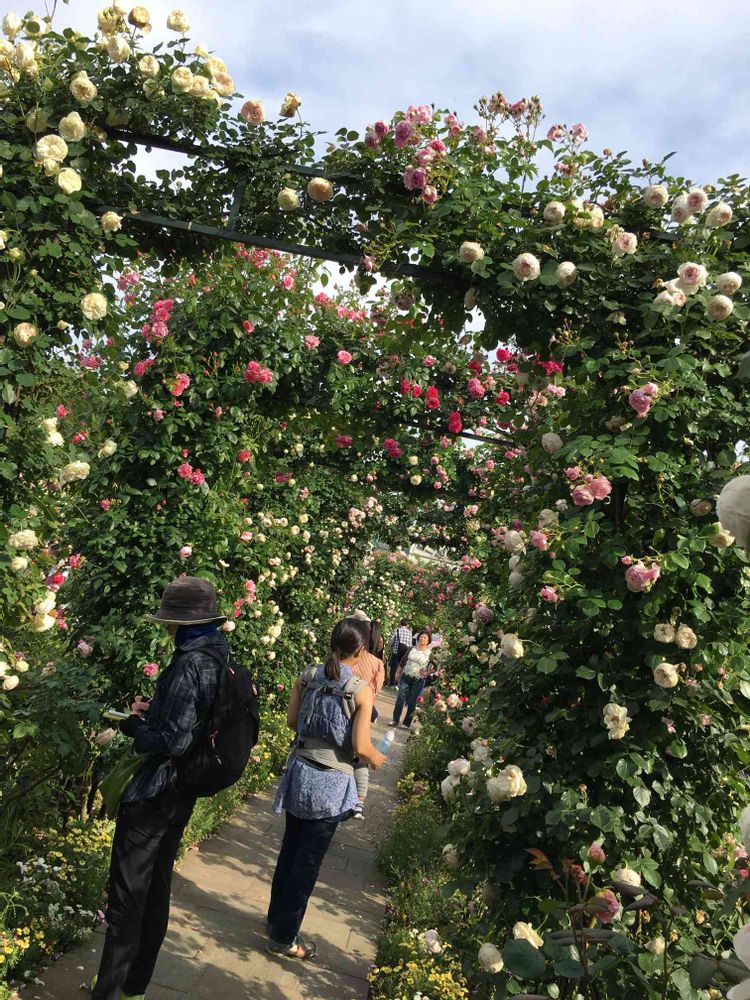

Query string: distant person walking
267 617 386 959
388 618 412 687
392 628 433 729
350 609 385 700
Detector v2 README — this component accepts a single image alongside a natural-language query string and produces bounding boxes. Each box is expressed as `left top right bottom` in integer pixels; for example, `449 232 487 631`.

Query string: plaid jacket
390 625 413 654
122 632 227 804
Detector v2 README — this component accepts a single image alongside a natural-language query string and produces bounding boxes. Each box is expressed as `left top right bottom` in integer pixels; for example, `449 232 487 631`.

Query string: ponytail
325 650 342 681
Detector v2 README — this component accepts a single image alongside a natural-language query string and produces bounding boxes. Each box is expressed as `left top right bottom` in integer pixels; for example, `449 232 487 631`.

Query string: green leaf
501 939 547 979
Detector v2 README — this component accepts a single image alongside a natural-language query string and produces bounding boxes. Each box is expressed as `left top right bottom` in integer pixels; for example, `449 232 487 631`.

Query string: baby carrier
295 664 364 774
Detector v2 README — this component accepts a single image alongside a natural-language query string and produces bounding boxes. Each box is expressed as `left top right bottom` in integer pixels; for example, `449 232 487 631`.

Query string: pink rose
142 662 159 678
189 469 205 486
547 124 564 141
570 122 589 142
179 545 192 558
540 586 559 603
588 842 606 864
177 462 193 480
467 378 485 400
394 120 414 148
374 120 390 139
421 185 438 205
565 466 581 481
337 350 353 365
571 485 595 507
596 889 620 924
77 640 93 656
170 373 191 397
628 388 652 416
304 334 320 349
589 475 612 500
530 529 548 550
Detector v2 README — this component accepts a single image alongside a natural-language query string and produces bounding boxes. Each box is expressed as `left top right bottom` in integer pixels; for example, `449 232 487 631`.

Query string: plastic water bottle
377 730 395 755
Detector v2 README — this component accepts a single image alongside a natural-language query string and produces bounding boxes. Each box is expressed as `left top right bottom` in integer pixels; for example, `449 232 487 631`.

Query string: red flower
448 411 463 434
425 386 440 410
242 320 255 333
335 435 353 448
494 391 510 405
237 449 252 462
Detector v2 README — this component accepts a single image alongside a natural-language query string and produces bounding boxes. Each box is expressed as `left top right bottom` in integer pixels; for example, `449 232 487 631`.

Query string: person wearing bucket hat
91 578 229 1000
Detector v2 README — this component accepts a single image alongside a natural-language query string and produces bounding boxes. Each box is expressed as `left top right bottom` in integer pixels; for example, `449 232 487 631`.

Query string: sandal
266 933 318 961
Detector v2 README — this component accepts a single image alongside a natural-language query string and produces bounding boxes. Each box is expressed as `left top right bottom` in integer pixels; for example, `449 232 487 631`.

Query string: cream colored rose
2 12 23 37
81 291 108 321
675 625 697 650
409 474 422 486
57 167 82 194
512 252 541 282
603 702 631 739
676 261 707 294
240 99 264 125
35 134 68 163
277 187 300 211
500 633 523 658
98 438 117 457
0 38 13 62
70 71 97 105
121 380 138 399
138 54 159 77
60 460 90 484
643 184 668 209
307 177 334 203
14 39 37 70
128 5 151 28
487 765 527 803
30 611 56 632
189 75 210 97
42 158 60 177
100 211 122 232
717 476 750 549
166 8 189 32
458 241 484 264
685 187 708 214
613 867 642 888
503 530 525 554
612 231 638 257
654 623 675 643
58 111 86 142
671 195 692 225
12 322 37 347
478 943 504 973
513 922 543 949
9 529 39 549
706 202 733 228
441 774 460 801
36 591 56 616
442 844 461 869
97 5 122 33
106 34 130 62
716 272 742 296
171 67 193 93
543 200 565 224
3 674 20 691
279 91 301 117
10 556 28 570
654 661 679 688
205 55 228 76
647 936 666 956
556 261 577 287
210 72 233 98
541 431 563 453
706 294 733 322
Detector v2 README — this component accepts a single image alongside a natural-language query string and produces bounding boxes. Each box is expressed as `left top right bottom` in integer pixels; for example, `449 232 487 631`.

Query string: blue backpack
298 665 363 751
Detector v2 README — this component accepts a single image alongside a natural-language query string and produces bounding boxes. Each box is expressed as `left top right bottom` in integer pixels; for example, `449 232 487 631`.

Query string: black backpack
174 649 260 798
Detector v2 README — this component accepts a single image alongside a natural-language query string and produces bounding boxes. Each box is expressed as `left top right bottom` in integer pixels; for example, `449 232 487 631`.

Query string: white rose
512 252 541 282
543 200 565 224
57 111 86 142
81 292 108 321
205 56 228 76
97 5 123 32
513 922 544 949
41 158 60 177
14 659 29 673
676 261 707 294
556 261 577 287
60 460 90 484
36 591 56 615
487 764 527 803
647 936 666 957
30 612 56 632
441 774 460 801
2 12 22 37
740 805 750 853
12 322 37 347
716 272 742 296
643 184 668 209
478 943 504 973
706 202 733 228
654 290 676 307
35 134 68 163
442 844 461 870
612 231 638 257
57 167 82 194
128 5 151 28
706 294 733 322
279 92 301 117
674 625 697 650
2 675 20 691
106 34 131 62
98 438 117 457
423 930 442 955
447 758 470 777
171 67 193 93
671 195 693 225
70 71 97 105
307 177 334 203
190 75 210 98
654 661 679 689
685 186 708 214
9 529 39 549
717 476 750 549
46 431 64 447
14 39 36 70
541 431 563 453
138 54 160 77
277 187 300 211
166 8 189 32
664 279 687 306
212 72 234 98
500 633 523 658
613 867 642 888
458 241 484 264
603 703 631 739
653 623 675 643
121 380 138 399
99 210 123 233
221 620 236 632
503 530 525 554
10 556 28 570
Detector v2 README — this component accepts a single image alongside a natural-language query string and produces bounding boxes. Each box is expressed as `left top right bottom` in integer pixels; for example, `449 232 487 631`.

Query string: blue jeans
389 652 400 686
268 812 339 945
393 675 425 727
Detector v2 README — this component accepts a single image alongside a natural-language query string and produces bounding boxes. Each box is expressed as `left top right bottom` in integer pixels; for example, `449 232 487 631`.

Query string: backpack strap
340 674 365 722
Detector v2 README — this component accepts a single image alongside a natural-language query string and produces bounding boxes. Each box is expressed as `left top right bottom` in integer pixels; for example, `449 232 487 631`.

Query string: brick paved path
29 690 403 1000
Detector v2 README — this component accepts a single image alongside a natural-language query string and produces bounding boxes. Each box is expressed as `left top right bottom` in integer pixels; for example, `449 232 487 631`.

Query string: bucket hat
148 576 227 626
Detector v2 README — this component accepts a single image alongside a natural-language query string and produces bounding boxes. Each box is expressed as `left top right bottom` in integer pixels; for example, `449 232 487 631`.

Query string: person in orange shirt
347 611 386 820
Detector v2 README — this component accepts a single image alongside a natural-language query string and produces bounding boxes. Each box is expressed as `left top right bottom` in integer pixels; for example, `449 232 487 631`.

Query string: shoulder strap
300 664 320 688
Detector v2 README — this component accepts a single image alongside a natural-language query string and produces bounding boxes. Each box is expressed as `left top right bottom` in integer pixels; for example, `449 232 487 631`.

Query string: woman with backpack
267 617 386 960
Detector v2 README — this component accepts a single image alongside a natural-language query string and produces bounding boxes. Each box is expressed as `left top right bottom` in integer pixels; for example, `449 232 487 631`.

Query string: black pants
267 812 339 946
92 786 195 1000
389 652 400 687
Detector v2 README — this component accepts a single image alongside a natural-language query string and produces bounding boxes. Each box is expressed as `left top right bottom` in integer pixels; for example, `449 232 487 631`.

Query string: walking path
30 690 404 1000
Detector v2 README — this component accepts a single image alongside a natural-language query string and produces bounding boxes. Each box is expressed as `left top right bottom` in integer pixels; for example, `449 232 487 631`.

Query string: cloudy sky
57 0 750 184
